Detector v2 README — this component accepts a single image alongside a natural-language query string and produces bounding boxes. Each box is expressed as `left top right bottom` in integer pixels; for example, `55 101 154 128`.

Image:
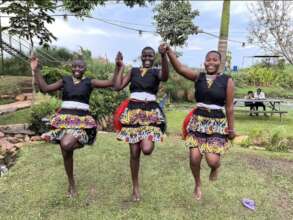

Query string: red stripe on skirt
113 99 130 132
182 108 196 139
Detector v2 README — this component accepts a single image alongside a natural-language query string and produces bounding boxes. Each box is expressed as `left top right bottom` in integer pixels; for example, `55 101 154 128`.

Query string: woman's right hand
30 55 39 72
115 51 124 69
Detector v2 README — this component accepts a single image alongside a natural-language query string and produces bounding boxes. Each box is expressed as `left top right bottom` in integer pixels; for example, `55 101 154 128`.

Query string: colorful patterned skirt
114 99 166 144
182 107 229 155
41 109 97 146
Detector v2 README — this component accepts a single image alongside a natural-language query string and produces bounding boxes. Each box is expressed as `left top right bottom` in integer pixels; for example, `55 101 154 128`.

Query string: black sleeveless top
62 76 93 104
195 72 230 106
129 67 160 95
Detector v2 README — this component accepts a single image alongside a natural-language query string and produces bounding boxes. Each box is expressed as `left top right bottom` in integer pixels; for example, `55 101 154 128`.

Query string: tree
1 0 56 48
153 0 199 47
248 1 293 64
218 0 230 73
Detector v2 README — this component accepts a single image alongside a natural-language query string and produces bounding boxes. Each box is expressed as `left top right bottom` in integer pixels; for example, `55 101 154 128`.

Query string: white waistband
196 102 224 110
130 92 156 101
61 101 89 111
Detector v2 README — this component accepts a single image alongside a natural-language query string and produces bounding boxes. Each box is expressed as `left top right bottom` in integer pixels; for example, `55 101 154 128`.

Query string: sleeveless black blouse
62 76 93 104
129 67 160 95
195 72 230 106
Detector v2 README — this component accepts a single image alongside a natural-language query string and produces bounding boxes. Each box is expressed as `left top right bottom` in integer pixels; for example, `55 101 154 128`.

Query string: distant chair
159 94 169 109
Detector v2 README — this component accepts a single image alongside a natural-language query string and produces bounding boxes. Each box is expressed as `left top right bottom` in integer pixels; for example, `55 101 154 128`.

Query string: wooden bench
234 109 288 121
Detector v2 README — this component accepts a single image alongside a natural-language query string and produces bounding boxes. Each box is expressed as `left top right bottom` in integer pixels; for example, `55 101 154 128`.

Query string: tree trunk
218 0 231 73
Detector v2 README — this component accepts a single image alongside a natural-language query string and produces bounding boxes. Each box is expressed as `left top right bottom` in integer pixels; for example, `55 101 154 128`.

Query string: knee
142 148 153 156
207 160 220 169
60 139 73 151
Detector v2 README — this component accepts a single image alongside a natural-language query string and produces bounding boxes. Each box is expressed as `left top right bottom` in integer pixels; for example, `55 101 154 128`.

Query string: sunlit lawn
0 106 293 219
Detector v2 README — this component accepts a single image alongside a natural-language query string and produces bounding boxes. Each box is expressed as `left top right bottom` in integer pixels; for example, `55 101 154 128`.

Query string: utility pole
218 0 231 73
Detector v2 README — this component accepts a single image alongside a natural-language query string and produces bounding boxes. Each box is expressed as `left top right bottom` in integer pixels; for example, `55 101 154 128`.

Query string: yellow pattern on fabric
50 114 96 129
117 126 163 144
187 114 228 135
120 109 162 125
42 128 89 145
185 135 230 155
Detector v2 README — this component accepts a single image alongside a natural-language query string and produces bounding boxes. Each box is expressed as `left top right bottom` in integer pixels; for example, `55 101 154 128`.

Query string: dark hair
142 46 155 55
248 90 253 94
72 59 86 67
206 50 222 61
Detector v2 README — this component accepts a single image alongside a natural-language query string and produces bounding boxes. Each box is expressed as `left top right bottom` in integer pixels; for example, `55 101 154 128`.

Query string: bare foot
67 185 78 198
209 168 219 181
193 186 202 201
132 188 141 202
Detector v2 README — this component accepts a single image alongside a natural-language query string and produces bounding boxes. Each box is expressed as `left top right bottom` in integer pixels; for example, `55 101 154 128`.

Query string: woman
160 43 235 200
113 46 169 201
31 53 124 197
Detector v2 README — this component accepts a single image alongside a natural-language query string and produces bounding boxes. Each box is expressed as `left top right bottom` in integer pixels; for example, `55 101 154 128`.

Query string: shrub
239 137 251 148
266 130 289 152
30 93 61 134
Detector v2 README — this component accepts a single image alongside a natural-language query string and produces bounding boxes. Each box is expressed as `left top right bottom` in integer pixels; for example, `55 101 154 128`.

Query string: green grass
0 75 32 96
0 98 15 105
0 133 293 219
0 108 31 125
1 104 293 219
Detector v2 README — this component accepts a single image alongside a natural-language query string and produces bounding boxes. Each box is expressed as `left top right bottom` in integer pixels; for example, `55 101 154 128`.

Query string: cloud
47 19 109 38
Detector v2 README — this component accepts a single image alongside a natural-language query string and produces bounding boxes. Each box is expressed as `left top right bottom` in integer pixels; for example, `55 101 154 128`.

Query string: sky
1 1 268 68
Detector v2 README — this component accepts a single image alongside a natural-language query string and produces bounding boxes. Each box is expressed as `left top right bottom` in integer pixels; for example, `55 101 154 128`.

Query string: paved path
0 100 32 115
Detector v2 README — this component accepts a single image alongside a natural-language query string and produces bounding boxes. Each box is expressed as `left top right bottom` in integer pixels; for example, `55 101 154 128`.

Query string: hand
30 55 40 72
158 43 169 55
115 51 124 68
228 130 236 140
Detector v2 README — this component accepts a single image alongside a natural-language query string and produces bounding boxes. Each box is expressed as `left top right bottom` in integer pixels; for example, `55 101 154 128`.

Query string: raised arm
31 56 63 93
91 52 126 89
158 45 169 82
113 51 131 91
161 43 199 81
225 78 236 140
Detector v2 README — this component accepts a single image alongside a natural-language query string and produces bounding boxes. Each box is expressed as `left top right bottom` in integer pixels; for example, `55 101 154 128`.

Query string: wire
1 13 247 46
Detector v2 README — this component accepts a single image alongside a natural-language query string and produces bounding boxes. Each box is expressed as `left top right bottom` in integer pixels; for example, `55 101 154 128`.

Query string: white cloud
47 19 109 38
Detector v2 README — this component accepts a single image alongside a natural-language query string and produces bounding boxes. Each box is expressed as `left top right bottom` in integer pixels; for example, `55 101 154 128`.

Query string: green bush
30 93 61 134
41 66 71 85
239 137 251 148
239 128 289 152
266 130 289 152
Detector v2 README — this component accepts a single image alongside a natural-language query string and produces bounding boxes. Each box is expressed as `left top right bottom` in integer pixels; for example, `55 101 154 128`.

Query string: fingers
158 43 169 54
116 51 123 60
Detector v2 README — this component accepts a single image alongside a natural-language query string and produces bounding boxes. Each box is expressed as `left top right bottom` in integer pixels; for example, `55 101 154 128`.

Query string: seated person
254 88 267 116
244 91 256 116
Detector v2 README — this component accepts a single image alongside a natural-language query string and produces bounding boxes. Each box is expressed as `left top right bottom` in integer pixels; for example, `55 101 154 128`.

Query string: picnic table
233 98 288 120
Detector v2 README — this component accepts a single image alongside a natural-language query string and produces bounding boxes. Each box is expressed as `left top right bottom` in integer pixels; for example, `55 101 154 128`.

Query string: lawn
1 106 293 219
0 75 32 96
0 108 31 125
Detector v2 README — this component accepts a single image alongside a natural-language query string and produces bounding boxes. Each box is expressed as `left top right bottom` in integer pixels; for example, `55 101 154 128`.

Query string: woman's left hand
115 51 124 69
